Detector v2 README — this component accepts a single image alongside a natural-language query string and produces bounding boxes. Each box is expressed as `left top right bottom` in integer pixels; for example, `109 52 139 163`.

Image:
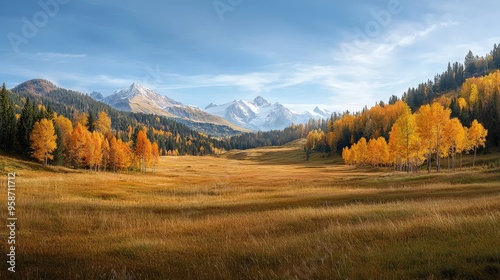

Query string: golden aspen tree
68 123 89 168
469 84 479 105
327 132 336 152
457 97 468 111
443 118 467 171
83 131 95 170
467 119 488 167
366 138 378 166
415 104 433 172
53 114 73 150
408 134 425 172
342 145 355 165
85 131 103 171
109 136 118 172
376 137 389 166
101 138 110 172
354 137 367 165
430 102 452 172
306 130 321 151
415 103 451 172
30 118 57 165
134 130 151 173
391 106 419 172
388 121 404 170
94 131 104 171
73 111 89 127
94 111 112 134
151 142 160 172
369 138 386 166
144 140 152 171
341 146 351 165
116 139 132 171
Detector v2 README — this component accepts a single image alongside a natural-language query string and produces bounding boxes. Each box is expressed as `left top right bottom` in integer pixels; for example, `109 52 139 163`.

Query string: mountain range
96 83 250 133
205 97 331 131
10 79 244 137
9 79 331 134
96 84 331 131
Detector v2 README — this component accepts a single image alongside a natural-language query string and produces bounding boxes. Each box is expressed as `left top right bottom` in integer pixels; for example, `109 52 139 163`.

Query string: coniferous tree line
402 43 500 112
226 118 329 150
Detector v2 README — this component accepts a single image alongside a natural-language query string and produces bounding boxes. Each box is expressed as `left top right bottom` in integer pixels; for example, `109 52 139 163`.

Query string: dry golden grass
0 144 499 279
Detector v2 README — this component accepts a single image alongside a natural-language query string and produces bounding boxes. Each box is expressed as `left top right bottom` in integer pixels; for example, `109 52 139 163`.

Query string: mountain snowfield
205 96 331 131
101 83 179 117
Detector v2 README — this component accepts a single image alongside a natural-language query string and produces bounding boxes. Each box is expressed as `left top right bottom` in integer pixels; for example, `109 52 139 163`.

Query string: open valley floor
1 143 499 279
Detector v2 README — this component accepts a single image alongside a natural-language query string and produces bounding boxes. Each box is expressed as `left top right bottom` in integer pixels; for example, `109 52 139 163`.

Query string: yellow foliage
457 97 467 111
68 123 90 168
30 118 57 165
94 111 112 134
53 114 73 150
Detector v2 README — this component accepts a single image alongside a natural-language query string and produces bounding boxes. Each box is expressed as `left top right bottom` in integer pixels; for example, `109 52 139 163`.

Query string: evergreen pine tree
52 125 65 166
17 98 37 156
87 110 96 132
0 83 17 152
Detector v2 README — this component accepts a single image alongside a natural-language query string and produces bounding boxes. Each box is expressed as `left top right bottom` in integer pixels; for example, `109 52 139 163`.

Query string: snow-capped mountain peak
253 96 270 107
204 96 331 131
101 84 249 133
103 83 181 109
312 106 332 117
205 102 218 110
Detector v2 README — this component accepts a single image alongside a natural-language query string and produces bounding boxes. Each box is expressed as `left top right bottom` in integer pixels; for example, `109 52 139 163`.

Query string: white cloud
35 52 87 59
19 52 87 61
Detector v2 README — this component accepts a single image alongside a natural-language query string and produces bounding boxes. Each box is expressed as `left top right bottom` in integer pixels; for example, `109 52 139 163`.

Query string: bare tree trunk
436 152 440 172
473 146 477 167
451 149 457 172
447 154 450 171
427 153 431 173
460 153 463 170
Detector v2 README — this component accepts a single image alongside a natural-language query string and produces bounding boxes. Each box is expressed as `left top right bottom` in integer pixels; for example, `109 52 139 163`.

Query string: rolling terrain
0 142 499 279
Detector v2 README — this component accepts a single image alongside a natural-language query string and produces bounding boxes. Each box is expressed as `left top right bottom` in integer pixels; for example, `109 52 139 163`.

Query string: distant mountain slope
204 96 331 131
102 83 177 117
11 79 58 96
10 79 243 137
90 91 104 101
101 84 250 133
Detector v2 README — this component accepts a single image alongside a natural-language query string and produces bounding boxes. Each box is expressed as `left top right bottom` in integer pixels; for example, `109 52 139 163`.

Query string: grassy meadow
1 140 500 279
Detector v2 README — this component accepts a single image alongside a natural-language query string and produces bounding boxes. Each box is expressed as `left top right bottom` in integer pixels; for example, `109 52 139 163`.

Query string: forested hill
10 79 242 138
399 43 500 147
230 44 500 152
2 80 230 157
400 43 500 111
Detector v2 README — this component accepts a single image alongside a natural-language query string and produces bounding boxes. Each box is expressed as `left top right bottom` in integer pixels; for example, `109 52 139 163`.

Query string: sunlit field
1 141 499 279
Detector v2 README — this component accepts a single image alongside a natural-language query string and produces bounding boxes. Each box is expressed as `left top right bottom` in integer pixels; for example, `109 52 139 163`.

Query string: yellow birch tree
30 118 57 165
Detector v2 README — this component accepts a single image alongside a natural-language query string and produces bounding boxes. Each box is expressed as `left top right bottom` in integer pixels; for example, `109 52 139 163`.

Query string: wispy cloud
18 52 87 61
35 52 87 59
337 20 457 65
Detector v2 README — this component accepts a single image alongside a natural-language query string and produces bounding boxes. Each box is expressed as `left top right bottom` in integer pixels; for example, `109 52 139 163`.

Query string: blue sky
1 0 499 112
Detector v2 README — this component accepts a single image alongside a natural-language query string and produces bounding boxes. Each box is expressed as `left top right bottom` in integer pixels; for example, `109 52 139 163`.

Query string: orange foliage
30 118 57 165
